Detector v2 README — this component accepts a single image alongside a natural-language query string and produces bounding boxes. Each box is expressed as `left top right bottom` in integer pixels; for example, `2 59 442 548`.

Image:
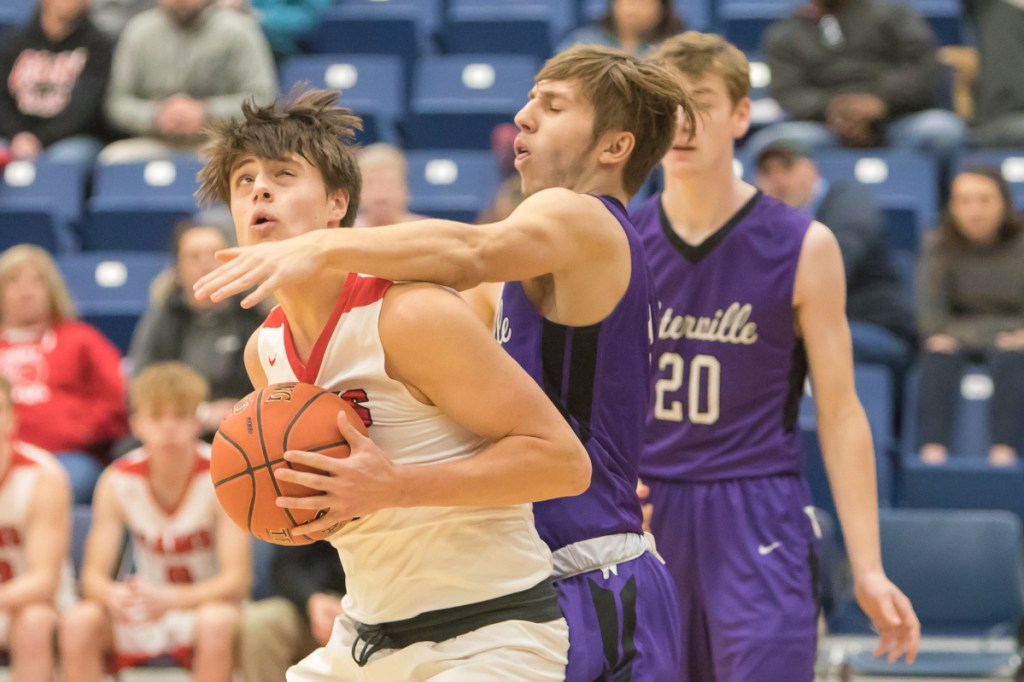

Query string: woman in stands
556 0 684 56
916 168 1024 466
0 244 127 502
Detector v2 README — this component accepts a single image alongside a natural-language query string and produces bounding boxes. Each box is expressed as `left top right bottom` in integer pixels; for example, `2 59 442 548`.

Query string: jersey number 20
654 352 720 424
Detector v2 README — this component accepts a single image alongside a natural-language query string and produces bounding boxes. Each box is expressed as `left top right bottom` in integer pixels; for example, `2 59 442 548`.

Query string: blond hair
197 87 363 227
0 244 76 326
358 143 407 177
131 362 209 416
537 45 693 196
652 32 751 106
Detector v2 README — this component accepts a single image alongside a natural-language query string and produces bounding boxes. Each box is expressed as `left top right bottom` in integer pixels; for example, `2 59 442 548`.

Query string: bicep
26 465 71 577
382 286 571 443
82 474 127 577
215 509 251 578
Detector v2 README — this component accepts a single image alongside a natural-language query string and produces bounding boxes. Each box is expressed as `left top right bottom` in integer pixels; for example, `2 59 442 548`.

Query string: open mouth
514 139 530 162
251 209 276 228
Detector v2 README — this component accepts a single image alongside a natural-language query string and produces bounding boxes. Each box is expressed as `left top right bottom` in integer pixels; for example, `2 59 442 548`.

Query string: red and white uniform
106 445 218 665
0 443 75 644
261 274 567 681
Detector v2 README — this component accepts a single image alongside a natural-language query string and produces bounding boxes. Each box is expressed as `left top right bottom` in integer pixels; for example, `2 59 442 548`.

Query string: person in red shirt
0 245 128 503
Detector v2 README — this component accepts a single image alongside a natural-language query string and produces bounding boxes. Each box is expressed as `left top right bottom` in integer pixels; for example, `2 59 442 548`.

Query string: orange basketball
210 382 368 545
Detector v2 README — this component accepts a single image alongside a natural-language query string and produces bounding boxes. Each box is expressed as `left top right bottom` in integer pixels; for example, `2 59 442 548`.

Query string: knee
195 602 242 647
895 110 966 151
10 603 57 656
59 601 107 656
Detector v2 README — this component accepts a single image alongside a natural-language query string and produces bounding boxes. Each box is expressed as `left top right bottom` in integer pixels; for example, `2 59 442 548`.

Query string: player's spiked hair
131 362 210 417
538 45 694 196
0 244 76 325
652 32 752 106
197 87 363 227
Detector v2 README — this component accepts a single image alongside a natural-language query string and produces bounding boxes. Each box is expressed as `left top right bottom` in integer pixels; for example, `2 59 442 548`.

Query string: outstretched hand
855 570 920 664
193 231 328 308
275 411 406 535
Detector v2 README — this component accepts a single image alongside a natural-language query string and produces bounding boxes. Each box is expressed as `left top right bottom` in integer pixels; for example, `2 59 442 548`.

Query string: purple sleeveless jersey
632 191 813 482
496 195 659 551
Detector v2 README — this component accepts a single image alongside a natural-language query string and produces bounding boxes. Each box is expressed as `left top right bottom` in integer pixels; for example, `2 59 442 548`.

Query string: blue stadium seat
0 160 88 252
440 18 554 61
718 0 801 52
813 150 939 252
580 0 711 33
800 364 895 517
402 55 538 149
405 150 500 222
746 56 784 130
279 55 405 144
83 159 202 252
902 458 1024 519
958 149 1024 208
58 252 170 352
897 0 964 45
838 510 1024 676
312 5 422 86
449 0 577 45
336 0 442 43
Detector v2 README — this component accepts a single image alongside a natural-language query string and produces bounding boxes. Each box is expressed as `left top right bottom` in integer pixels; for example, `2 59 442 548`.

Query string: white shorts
287 612 569 682
113 609 195 665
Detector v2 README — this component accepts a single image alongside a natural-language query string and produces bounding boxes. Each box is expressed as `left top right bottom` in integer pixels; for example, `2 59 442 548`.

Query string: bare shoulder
794 220 846 309
380 282 464 335
509 187 613 224
243 327 267 389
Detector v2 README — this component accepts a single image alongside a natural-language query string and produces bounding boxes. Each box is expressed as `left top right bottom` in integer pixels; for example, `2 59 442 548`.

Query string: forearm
819 407 883 580
0 572 61 610
398 435 589 508
82 571 118 604
173 571 249 608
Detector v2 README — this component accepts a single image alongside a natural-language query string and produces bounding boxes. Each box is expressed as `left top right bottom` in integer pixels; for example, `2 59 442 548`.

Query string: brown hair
131 362 209 417
937 167 1022 249
652 31 751 106
0 244 77 326
597 0 686 44
536 44 693 195
197 87 363 227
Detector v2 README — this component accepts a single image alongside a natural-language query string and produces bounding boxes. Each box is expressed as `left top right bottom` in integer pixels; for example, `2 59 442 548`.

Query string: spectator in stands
0 0 113 167
0 245 128 504
755 142 916 376
557 0 684 56
750 0 964 167
59 362 250 682
0 375 73 682
240 543 345 682
100 0 276 164
963 0 1024 147
354 144 422 228
129 221 262 439
90 0 153 39
243 0 330 60
915 168 1024 466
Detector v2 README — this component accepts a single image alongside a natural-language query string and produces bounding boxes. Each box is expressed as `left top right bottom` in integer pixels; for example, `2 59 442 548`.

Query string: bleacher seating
0 160 88 252
450 0 578 44
312 6 421 87
83 159 202 252
836 509 1024 677
439 17 554 61
580 0 712 33
402 55 539 149
958 149 1024 207
405 150 500 222
58 252 170 353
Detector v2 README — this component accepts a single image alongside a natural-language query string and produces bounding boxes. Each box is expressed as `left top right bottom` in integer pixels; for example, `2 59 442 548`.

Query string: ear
597 130 636 168
326 188 351 227
731 97 752 141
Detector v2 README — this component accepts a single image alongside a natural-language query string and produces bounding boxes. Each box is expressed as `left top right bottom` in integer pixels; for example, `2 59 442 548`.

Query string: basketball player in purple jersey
195 46 693 680
631 33 920 680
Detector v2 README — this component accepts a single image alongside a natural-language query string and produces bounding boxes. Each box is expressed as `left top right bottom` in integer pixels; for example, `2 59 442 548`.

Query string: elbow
563 441 592 497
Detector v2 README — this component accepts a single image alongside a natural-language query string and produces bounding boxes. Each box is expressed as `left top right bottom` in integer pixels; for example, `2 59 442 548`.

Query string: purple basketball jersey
632 191 813 481
496 195 659 551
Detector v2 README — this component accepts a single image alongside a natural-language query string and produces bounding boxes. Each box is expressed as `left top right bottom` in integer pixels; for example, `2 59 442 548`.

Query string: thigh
696 477 820 682
558 552 682 682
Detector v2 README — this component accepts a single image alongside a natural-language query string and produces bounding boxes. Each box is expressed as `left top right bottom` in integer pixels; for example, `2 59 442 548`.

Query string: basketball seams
257 385 302 530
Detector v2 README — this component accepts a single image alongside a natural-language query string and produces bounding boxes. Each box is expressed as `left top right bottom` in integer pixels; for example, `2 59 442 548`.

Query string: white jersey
258 273 553 624
108 446 219 586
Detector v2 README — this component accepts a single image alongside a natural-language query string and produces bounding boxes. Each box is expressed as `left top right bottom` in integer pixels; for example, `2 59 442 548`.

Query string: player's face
359 162 409 227
949 172 1007 245
229 154 349 247
131 406 201 456
613 0 663 35
513 80 601 197
661 72 750 179
177 227 226 293
756 157 818 208
1 263 51 328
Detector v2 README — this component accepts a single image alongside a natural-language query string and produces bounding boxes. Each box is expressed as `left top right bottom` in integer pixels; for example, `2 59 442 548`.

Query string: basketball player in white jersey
60 363 251 682
0 374 73 682
195 88 591 680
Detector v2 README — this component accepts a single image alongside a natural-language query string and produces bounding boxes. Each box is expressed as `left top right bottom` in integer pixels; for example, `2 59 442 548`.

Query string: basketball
210 382 368 545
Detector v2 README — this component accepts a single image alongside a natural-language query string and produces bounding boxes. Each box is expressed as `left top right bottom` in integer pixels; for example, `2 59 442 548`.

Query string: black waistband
351 578 562 666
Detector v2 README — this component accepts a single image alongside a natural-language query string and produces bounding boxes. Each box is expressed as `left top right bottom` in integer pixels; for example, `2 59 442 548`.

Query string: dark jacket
129 285 263 401
816 180 916 340
0 9 112 145
270 542 346 619
762 0 942 122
